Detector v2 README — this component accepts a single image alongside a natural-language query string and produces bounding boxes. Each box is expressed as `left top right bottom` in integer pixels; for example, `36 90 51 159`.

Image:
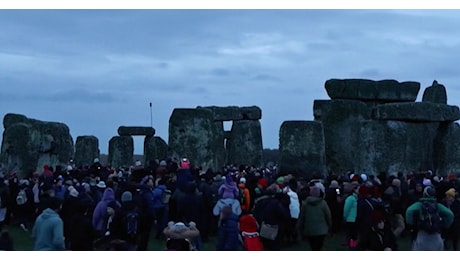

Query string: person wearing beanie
441 188 460 250
109 190 142 250
121 191 132 203
360 210 398 251
405 186 454 250
297 185 332 251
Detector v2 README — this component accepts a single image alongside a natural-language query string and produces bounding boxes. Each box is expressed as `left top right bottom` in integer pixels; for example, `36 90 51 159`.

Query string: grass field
5 224 415 251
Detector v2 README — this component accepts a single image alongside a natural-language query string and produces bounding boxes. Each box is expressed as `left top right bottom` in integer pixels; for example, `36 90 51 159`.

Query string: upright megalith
143 136 157 166
423 80 447 104
357 120 439 175
118 126 155 136
278 121 327 178
168 108 222 171
74 135 100 168
154 136 168 161
0 113 74 178
434 122 460 176
313 99 373 173
325 79 420 102
227 120 264 167
108 136 134 169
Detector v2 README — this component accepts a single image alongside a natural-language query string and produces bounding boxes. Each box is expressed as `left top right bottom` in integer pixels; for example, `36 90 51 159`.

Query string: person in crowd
325 180 343 235
405 186 454 251
441 188 460 250
32 197 65 251
92 187 118 239
68 198 95 251
343 182 359 249
297 183 332 251
215 205 240 251
359 210 398 251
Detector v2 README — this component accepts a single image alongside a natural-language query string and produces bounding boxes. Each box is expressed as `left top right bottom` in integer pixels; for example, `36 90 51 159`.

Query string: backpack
162 189 172 204
418 200 442 234
16 189 27 206
123 210 140 238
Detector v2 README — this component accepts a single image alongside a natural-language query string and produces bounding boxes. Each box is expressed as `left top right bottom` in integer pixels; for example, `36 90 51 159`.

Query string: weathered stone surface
278 121 327 178
118 126 155 136
213 121 226 170
422 80 447 104
198 106 242 121
434 122 460 176
240 106 262 120
325 79 420 102
313 99 373 173
154 136 168 161
357 120 439 175
373 102 460 122
168 108 222 171
227 120 264 167
143 136 157 166
0 113 74 178
74 135 99 168
108 136 134 169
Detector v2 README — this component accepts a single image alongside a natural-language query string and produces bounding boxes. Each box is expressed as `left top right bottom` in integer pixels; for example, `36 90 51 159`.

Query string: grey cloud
210 68 230 77
358 69 381 78
251 74 282 82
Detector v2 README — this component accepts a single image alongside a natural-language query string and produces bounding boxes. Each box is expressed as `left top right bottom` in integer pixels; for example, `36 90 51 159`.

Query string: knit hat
159 160 167 167
214 174 223 182
276 176 285 184
360 174 368 182
93 158 99 163
239 177 246 184
423 186 436 197
69 187 79 198
448 173 456 181
121 191 133 202
446 188 456 199
391 178 401 188
329 180 339 189
257 178 268 189
422 178 432 187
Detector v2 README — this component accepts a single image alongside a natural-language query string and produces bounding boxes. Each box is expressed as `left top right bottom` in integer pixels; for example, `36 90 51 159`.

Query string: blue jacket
152 185 167 208
32 208 65 251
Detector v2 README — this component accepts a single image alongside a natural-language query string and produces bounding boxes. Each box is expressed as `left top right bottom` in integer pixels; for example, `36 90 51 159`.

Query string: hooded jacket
218 177 239 200
92 188 117 232
297 196 332 237
32 208 65 251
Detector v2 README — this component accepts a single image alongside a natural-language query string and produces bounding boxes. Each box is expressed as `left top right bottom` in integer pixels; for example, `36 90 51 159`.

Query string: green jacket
297 196 332 237
343 193 358 223
405 197 454 229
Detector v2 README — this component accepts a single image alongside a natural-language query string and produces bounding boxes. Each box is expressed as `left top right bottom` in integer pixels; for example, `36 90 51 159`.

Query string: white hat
360 174 368 182
135 160 142 167
239 177 246 184
69 188 79 198
96 181 106 189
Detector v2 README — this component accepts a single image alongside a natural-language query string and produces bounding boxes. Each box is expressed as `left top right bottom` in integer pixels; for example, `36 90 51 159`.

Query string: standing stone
279 121 327 179
325 79 420 102
313 99 373 174
154 136 168 161
168 108 222 171
422 80 448 104
213 121 226 170
434 122 460 176
143 136 157 166
0 113 74 178
240 106 262 120
74 135 100 168
108 136 134 169
227 120 264 167
357 120 439 175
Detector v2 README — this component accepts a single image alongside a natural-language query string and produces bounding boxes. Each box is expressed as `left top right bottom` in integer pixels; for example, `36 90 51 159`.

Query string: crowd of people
0 157 459 251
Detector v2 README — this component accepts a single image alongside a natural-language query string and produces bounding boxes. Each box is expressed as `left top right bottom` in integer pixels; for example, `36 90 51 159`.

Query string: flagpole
149 102 153 127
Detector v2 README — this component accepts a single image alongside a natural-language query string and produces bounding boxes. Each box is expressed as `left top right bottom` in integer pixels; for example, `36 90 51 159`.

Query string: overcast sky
1 9 460 154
